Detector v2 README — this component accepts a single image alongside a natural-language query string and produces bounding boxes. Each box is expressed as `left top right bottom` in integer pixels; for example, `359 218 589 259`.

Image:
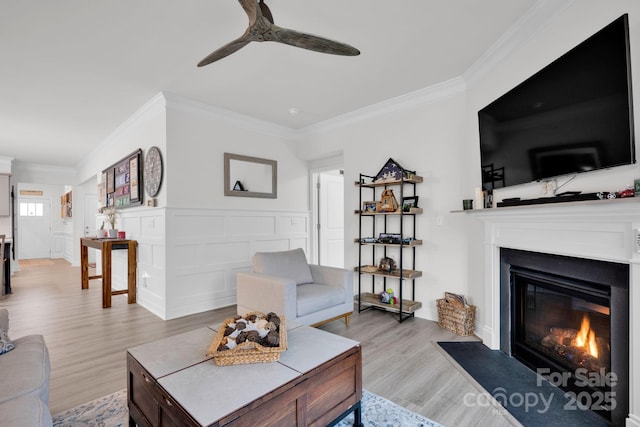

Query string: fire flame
572 314 598 358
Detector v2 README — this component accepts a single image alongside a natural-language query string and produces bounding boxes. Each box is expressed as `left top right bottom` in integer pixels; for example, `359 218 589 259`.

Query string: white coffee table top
158 358 301 425
130 324 360 426
278 326 360 374
128 327 217 378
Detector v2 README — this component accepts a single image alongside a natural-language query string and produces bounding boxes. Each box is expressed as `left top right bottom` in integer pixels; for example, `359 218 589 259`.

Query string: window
19 202 44 217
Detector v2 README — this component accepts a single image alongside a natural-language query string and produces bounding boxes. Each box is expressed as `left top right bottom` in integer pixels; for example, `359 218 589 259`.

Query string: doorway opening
311 168 344 268
17 198 51 260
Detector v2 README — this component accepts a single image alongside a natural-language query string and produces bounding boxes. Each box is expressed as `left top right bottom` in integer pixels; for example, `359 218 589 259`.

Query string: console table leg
81 244 89 290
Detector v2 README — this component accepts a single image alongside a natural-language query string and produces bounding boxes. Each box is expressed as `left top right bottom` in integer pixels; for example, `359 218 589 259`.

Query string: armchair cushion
297 284 346 317
253 249 313 285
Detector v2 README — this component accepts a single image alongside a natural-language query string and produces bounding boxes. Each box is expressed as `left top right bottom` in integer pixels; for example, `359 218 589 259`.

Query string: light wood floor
1 259 519 427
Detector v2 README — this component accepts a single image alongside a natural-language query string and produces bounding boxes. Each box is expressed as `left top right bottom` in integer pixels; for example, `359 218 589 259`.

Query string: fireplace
500 248 629 425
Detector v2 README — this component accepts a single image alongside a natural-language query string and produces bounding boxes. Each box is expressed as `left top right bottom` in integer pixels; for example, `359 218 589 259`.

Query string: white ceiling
0 0 539 168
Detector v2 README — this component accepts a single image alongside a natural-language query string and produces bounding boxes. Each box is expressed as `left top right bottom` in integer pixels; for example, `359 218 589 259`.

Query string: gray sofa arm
236 271 298 321
0 308 8 332
309 265 354 304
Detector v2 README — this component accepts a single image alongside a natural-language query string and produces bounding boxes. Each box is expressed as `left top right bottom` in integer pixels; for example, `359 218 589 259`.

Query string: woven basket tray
436 299 476 336
206 312 287 366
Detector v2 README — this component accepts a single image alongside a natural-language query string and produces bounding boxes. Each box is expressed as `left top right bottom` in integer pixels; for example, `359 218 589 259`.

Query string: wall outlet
635 229 640 253
142 272 150 288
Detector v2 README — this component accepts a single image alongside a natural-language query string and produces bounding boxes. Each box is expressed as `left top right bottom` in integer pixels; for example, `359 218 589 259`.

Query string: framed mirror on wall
224 153 277 199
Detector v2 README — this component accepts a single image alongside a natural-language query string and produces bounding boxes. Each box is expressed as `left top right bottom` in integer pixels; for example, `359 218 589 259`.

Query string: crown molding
78 93 167 168
12 161 76 175
162 92 296 141
294 77 467 137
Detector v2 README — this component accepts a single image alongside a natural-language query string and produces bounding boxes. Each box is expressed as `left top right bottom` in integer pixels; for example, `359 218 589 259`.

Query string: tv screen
478 14 635 191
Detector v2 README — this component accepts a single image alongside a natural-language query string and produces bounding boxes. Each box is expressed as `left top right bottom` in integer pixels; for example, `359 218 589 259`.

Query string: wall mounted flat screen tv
478 14 635 191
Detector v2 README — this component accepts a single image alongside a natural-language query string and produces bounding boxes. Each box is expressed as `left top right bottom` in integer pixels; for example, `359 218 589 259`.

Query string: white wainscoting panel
164 208 310 320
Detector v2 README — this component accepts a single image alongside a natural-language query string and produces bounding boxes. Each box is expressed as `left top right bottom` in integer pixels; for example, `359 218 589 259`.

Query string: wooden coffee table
127 324 362 427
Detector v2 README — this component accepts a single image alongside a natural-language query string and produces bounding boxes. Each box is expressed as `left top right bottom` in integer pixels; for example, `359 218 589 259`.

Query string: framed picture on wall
106 169 115 194
101 149 143 210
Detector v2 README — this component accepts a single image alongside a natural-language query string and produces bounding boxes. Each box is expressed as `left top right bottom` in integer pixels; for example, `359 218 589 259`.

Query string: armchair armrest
309 265 354 304
0 308 8 332
236 272 298 321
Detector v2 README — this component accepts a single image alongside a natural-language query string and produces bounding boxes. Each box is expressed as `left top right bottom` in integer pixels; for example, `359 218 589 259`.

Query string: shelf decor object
354 161 422 322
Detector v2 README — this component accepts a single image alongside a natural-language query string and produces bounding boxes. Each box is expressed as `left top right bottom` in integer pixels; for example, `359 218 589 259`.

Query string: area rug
53 389 442 427
437 341 608 427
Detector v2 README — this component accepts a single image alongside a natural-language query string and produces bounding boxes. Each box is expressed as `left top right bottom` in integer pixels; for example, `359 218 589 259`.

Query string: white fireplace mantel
472 198 640 426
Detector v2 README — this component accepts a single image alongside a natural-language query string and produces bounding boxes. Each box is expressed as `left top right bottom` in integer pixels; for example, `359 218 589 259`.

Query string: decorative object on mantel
437 292 476 336
233 180 246 192
196 0 360 67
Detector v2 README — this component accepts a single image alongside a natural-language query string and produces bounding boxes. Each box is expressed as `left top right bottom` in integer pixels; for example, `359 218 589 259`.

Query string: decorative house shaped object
374 158 414 182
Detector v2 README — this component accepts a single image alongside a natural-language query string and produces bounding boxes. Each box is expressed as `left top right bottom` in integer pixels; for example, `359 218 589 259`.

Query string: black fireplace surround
500 248 629 426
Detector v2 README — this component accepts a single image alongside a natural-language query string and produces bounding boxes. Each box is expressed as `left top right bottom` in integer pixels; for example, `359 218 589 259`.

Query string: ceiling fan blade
197 37 251 67
258 0 274 24
271 26 360 56
238 0 259 26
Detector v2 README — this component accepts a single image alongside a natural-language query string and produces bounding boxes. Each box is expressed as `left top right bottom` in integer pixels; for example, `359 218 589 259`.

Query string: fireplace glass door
512 268 611 386
502 249 628 425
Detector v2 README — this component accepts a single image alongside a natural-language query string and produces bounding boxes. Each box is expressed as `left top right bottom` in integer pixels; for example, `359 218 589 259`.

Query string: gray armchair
236 249 353 327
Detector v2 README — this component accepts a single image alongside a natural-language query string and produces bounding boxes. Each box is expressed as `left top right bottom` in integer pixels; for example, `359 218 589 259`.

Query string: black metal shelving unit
354 170 423 322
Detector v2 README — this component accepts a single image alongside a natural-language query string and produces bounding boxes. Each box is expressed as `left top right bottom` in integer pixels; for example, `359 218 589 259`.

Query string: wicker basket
437 299 476 336
206 312 287 366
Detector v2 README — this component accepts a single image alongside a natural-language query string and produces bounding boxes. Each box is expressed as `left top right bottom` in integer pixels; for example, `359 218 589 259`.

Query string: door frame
309 162 344 266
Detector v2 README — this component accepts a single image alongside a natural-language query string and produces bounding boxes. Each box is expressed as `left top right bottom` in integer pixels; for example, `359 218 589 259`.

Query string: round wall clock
144 146 163 197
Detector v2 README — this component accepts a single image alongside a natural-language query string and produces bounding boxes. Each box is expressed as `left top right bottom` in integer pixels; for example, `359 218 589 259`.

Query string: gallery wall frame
100 149 143 210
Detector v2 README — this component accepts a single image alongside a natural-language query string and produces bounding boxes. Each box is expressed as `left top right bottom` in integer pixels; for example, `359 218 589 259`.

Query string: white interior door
18 198 51 259
84 193 97 264
318 170 344 268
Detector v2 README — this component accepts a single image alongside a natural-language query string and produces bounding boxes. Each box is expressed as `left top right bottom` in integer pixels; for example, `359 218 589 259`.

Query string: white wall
154 94 311 319
164 93 308 212
296 80 470 321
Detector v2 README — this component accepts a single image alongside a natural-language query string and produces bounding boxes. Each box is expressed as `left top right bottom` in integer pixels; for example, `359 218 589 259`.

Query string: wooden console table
80 237 137 308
